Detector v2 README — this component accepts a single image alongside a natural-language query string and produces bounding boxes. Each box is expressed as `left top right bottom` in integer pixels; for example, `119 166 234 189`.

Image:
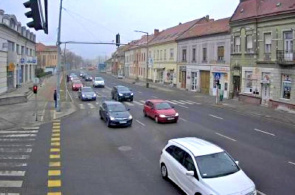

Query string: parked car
99 101 133 127
93 77 105 88
143 99 178 123
117 74 123 79
111 85 133 102
84 74 93 81
72 80 83 91
78 87 96 101
160 137 256 195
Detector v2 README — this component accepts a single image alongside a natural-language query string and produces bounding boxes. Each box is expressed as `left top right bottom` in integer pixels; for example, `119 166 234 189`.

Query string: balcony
277 50 295 66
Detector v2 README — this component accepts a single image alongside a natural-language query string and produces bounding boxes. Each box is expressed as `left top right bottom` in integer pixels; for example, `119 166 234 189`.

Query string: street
17 71 293 195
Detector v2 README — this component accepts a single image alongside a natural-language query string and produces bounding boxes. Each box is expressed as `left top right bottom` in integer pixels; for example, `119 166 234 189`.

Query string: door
144 101 152 117
191 72 197 91
284 31 293 61
170 146 186 190
261 84 270 105
233 76 240 97
200 71 210 94
181 71 186 88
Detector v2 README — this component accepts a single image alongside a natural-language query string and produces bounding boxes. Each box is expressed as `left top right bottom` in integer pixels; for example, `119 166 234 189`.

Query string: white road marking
136 120 145 126
0 171 25 176
138 91 142 93
68 89 74 102
87 103 96 109
105 86 112 91
178 100 194 105
133 101 143 106
96 102 99 105
124 102 134 106
152 96 158 98
209 114 223 120
140 100 146 104
0 134 36 138
22 127 39 130
171 100 186 104
0 139 35 142
165 100 177 105
0 155 30 160
0 193 20 195
288 161 295 166
0 163 27 167
179 117 187 122
0 180 23 187
0 148 32 153
79 104 85 109
0 131 38 134
216 133 236 142
177 105 189 108
0 144 32 147
257 190 267 195
254 128 275 136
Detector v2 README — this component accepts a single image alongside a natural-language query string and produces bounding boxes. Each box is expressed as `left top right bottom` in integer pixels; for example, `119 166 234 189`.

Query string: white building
0 9 37 94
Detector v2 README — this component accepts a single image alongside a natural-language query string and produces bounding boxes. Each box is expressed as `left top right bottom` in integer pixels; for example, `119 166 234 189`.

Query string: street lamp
134 30 149 88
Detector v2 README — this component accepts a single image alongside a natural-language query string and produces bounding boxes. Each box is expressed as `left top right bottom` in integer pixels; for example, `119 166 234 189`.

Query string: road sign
214 73 221 80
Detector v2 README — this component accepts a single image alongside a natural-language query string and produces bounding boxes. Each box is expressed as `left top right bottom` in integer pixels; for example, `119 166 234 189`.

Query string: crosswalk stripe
0 144 33 147
0 171 25 176
178 100 194 104
22 127 39 130
0 155 30 160
171 100 186 104
165 100 177 105
0 139 35 142
79 104 85 109
0 163 27 167
139 100 146 104
0 131 38 134
0 180 23 187
124 102 134 106
0 134 36 138
0 193 20 195
133 101 143 106
0 148 32 153
87 103 96 109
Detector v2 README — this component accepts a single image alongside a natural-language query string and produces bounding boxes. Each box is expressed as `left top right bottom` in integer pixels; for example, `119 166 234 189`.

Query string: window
245 71 253 93
21 46 24 54
282 74 292 99
192 48 196 62
171 146 185 163
153 51 155 60
170 48 174 59
16 44 20 54
8 41 15 52
284 31 293 56
183 153 195 171
26 47 29 55
202 48 207 62
143 53 145 61
217 46 224 61
264 33 271 54
164 49 166 60
182 49 187 62
234 36 241 53
160 50 162 60
157 50 159 60
165 145 175 155
246 35 253 53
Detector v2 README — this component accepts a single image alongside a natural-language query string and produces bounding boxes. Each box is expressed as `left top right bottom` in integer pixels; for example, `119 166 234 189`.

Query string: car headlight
175 113 179 116
82 94 86 97
119 93 123 96
93 94 96 97
159 114 166 118
110 116 115 120
131 93 133 95
128 115 133 119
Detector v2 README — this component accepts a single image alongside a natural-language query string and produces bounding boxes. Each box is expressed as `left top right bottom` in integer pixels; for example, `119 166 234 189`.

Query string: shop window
246 35 253 53
244 71 253 93
234 36 241 53
217 46 224 62
282 74 292 99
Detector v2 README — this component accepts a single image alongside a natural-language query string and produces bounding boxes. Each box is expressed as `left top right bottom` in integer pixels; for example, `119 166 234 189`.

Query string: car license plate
119 121 127 124
167 117 174 120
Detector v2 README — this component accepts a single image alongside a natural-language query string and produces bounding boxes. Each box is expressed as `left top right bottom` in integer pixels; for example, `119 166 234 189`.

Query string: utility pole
64 43 68 101
56 0 63 112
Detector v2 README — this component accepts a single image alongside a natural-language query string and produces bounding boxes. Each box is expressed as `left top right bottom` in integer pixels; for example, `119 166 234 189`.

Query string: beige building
36 43 58 72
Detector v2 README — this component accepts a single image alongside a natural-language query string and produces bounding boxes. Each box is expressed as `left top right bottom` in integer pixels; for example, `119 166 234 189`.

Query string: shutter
247 36 253 49
265 34 271 44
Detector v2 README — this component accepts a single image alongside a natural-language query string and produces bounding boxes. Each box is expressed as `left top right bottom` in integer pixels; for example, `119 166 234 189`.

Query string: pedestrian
54 90 57 108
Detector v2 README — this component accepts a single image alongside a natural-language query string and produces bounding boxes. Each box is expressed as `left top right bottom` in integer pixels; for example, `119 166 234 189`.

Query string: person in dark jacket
54 90 57 108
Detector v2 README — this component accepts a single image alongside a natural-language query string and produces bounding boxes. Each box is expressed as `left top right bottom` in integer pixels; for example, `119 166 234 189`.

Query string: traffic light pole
56 0 63 112
35 93 38 121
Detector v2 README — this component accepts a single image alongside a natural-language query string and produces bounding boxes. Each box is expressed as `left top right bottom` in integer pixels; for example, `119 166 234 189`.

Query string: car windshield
82 88 93 93
117 87 130 92
73 81 81 84
95 77 103 81
155 102 172 110
195 152 240 179
107 104 127 112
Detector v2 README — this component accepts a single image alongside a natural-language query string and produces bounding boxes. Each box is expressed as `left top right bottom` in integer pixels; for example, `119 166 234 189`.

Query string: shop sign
8 63 15 71
211 66 229 73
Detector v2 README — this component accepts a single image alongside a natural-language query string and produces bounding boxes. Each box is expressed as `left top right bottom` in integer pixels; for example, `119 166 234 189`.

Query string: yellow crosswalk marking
51 138 60 141
48 170 61 176
50 148 60 152
47 192 61 195
49 162 61 167
48 180 61 187
53 123 60 126
52 130 60 133
50 155 60 159
52 133 60 137
51 142 60 146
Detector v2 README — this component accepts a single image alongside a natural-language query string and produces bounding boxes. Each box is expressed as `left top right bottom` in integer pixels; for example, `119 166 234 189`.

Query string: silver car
78 87 97 101
93 77 105 88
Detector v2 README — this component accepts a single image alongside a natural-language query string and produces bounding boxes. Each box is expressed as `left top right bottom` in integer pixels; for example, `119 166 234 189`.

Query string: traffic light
23 0 42 31
33 85 38 94
116 33 120 47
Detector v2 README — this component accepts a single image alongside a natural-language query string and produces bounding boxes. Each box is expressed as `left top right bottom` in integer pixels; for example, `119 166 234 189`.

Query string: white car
160 137 256 195
93 77 105 88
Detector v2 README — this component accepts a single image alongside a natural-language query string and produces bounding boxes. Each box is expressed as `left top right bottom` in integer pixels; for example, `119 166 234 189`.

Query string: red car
143 99 179 123
72 80 83 91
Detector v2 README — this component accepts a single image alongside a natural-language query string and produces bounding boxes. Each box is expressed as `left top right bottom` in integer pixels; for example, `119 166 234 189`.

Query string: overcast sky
1 0 239 59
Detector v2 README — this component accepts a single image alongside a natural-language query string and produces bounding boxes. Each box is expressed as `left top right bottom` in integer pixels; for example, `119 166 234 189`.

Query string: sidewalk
122 76 295 126
0 75 76 130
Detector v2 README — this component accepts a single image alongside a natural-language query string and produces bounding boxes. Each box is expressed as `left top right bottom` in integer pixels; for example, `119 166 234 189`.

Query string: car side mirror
186 171 194 177
235 161 239 166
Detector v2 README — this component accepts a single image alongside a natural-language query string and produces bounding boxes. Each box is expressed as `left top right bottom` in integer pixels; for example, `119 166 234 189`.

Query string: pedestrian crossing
0 126 39 194
78 99 201 110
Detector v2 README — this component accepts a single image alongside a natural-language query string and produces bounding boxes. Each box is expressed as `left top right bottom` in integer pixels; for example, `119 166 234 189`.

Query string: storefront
178 66 186 89
211 66 230 99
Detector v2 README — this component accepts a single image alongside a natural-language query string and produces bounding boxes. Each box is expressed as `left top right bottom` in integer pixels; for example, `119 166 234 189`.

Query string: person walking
54 90 57 108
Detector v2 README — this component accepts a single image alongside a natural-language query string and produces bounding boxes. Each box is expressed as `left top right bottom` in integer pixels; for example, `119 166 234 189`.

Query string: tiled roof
129 34 156 50
231 0 295 22
149 17 204 45
36 42 57 52
177 18 230 40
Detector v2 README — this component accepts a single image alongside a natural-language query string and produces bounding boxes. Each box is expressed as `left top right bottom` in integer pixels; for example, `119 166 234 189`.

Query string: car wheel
155 116 159 123
130 98 133 102
143 111 147 117
99 111 103 120
195 193 202 195
106 118 111 127
161 164 168 179
174 119 178 123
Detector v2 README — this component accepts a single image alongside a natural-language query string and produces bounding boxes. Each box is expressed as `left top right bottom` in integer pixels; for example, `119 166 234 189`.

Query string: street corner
51 102 77 121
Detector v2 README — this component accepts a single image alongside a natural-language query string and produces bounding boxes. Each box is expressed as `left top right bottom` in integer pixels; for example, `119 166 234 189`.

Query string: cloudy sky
1 0 239 59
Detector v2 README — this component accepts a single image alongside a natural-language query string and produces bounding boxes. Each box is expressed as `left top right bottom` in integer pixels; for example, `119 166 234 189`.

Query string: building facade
36 43 58 73
176 18 231 98
0 10 37 94
230 0 295 108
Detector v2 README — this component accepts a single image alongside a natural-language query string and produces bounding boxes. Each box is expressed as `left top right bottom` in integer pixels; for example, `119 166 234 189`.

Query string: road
2 71 294 195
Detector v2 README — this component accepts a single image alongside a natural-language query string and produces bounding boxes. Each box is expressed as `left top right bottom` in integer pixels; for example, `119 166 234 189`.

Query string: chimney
154 29 159 36
179 22 182 25
205 15 210 21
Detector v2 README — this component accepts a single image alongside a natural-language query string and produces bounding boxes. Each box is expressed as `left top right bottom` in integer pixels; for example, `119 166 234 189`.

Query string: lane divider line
288 161 295 166
136 120 145 126
178 105 189 109
209 114 223 120
179 118 187 122
254 128 275 136
215 133 237 142
257 190 267 195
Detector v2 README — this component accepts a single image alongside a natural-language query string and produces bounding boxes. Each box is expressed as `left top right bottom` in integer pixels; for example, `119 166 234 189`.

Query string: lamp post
134 30 149 88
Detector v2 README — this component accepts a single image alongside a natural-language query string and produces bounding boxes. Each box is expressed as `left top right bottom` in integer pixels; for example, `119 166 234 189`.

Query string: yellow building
36 43 58 72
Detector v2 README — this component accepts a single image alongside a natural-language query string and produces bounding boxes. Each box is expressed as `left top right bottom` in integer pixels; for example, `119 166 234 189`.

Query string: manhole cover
118 146 132 151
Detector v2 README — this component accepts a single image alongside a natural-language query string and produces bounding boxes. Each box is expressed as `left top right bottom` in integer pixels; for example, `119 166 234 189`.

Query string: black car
111 85 133 102
99 101 133 127
84 74 93 81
